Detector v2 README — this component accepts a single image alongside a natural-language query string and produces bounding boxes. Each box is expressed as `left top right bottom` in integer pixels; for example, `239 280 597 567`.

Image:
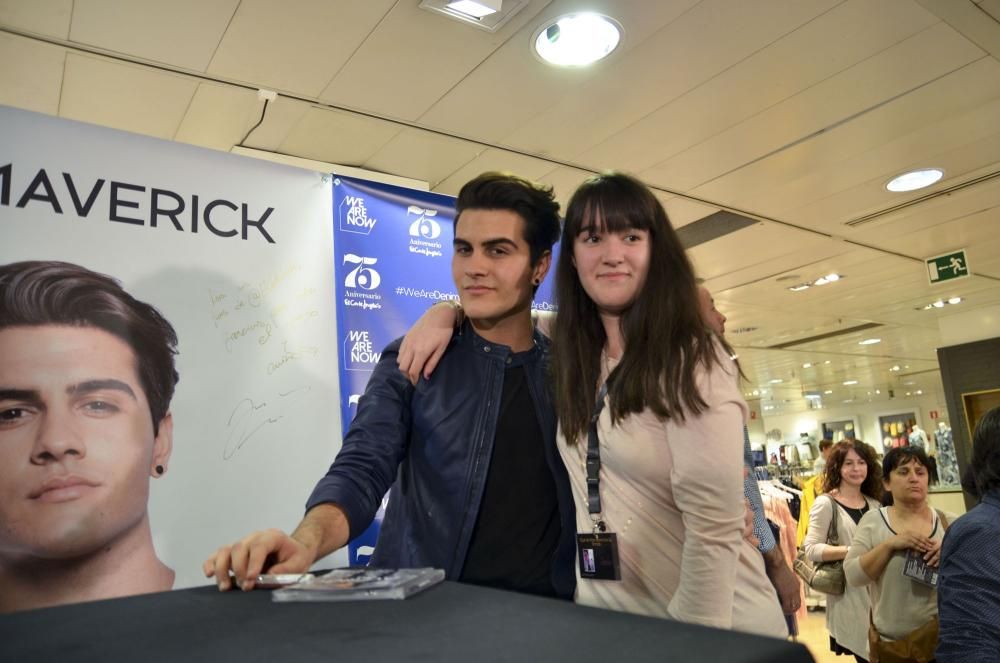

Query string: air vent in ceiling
676 210 759 249
767 322 883 350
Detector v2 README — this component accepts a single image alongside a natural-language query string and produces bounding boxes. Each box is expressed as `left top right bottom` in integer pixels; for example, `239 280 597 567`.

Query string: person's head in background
962 406 1000 501
697 285 727 336
881 445 933 508
0 260 179 612
823 440 882 501
818 438 835 461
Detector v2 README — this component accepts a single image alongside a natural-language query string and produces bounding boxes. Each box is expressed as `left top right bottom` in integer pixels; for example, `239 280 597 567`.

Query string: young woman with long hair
803 440 882 662
548 173 785 637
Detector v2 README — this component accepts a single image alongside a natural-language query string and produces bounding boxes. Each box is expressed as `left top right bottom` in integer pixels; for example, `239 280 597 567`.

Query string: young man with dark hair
205 173 577 599
0 261 180 612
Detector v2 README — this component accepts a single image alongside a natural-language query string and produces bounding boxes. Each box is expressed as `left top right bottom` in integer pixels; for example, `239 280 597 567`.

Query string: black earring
532 278 540 285
155 465 164 475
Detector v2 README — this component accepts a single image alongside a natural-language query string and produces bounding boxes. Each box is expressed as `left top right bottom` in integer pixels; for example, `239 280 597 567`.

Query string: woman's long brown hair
551 173 731 444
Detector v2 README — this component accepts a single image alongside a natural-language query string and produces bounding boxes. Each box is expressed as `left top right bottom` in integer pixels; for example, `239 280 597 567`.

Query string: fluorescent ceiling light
446 0 500 18
788 283 810 292
769 379 783 384
843 380 858 386
886 168 943 192
534 13 622 66
858 338 881 345
813 273 841 286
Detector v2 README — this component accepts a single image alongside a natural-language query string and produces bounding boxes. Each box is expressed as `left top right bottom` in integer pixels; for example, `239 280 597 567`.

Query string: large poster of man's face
0 261 178 611
0 106 343 612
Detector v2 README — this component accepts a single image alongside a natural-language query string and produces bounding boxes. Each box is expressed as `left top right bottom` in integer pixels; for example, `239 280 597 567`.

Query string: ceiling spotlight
876 389 881 395
813 273 842 286
802 363 812 368
916 389 923 395
533 13 622 66
933 300 945 308
788 283 811 292
824 360 831 365
824 390 834 394
843 380 858 386
947 296 962 305
886 168 944 192
859 338 881 345
769 379 784 384
890 365 901 371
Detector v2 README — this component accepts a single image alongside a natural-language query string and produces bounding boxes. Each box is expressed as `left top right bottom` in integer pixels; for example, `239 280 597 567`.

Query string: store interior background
2 0 999 518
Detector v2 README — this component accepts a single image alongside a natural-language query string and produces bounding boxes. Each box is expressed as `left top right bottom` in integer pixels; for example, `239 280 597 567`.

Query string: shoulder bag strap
935 508 949 530
825 495 840 546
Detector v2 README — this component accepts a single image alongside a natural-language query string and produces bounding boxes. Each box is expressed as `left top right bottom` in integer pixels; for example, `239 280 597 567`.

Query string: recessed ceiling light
533 13 622 66
788 283 811 292
933 300 945 308
916 390 923 395
769 379 784 384
446 0 499 18
886 168 943 192
802 363 812 368
858 338 881 345
824 390 834 394
875 389 881 395
843 380 858 385
890 365 901 372
947 296 962 305
824 360 831 365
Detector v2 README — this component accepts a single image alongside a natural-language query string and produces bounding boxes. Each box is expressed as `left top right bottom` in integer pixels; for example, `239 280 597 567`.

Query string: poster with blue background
332 175 557 564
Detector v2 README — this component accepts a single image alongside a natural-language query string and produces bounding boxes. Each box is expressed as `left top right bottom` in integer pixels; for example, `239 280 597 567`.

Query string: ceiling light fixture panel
419 0 527 32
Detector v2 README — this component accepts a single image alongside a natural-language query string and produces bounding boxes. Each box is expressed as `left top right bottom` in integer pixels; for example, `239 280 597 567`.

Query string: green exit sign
926 250 970 284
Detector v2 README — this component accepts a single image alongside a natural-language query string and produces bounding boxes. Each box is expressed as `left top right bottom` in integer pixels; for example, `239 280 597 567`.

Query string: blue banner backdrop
331 175 557 564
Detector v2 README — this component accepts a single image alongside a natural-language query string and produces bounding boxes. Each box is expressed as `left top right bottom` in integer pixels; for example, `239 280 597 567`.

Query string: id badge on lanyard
577 381 621 581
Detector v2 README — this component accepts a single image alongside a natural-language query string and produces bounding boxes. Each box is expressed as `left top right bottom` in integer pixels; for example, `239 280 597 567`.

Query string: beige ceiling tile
0 32 64 115
418 0 700 144
433 149 560 197
0 0 71 38
239 96 312 152
580 0 938 173
319 0 551 121
174 83 260 151
755 100 1000 227
504 0 844 160
207 0 395 96
60 53 198 139
278 106 401 167
850 176 1000 256
645 21 985 194
536 166 596 209
69 0 238 71
661 197 721 229
362 129 486 187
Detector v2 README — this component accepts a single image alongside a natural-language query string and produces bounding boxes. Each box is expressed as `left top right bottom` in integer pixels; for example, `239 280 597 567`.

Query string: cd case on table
271 567 445 602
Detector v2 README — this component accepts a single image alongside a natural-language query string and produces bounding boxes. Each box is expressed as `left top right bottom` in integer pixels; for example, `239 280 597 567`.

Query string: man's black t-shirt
459 364 561 597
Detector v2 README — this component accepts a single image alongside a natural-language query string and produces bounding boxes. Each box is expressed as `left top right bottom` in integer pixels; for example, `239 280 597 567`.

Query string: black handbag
793 496 846 595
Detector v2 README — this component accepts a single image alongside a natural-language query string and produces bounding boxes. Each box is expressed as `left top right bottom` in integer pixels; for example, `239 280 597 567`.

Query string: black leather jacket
306 322 577 599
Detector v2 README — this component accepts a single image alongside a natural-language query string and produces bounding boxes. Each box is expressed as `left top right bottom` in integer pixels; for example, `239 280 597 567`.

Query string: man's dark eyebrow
453 238 472 247
481 237 519 249
0 388 42 404
68 379 137 401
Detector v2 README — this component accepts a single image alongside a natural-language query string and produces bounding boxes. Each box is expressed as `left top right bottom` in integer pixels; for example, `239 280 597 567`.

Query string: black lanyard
586 382 609 530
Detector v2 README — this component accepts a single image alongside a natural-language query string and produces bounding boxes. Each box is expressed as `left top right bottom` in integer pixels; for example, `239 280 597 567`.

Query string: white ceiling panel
751 99 1000 228
60 53 198 140
319 0 551 121
577 0 938 174
433 149 561 197
278 106 401 167
503 0 843 159
174 83 260 151
238 96 313 152
418 0 701 143
0 32 64 115
644 21 985 195
362 129 486 187
0 0 71 38
207 0 395 97
70 0 238 71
